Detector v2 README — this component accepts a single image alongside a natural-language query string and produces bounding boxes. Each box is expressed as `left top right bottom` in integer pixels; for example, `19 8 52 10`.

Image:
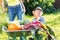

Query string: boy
32 7 45 24
28 7 45 40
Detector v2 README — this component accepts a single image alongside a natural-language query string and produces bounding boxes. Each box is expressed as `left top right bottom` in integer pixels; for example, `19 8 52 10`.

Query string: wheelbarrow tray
2 26 36 37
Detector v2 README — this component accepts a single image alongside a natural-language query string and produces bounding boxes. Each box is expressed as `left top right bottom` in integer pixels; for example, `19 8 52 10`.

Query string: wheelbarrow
2 24 56 40
1 12 37 40
2 21 56 40
2 26 38 40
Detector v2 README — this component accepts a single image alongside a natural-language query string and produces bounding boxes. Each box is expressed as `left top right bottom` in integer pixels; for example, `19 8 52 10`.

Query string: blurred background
0 0 60 40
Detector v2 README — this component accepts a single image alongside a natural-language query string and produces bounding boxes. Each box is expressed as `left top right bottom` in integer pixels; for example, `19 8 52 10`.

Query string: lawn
26 10 60 40
44 11 60 40
0 10 60 40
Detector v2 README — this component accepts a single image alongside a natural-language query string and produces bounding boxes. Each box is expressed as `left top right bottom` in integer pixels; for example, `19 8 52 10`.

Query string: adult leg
17 4 23 21
8 6 16 21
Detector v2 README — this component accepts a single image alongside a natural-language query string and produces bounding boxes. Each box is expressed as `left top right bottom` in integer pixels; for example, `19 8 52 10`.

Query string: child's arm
32 11 39 21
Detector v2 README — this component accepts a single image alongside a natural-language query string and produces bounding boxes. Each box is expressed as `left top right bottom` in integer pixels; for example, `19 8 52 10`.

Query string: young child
32 7 45 24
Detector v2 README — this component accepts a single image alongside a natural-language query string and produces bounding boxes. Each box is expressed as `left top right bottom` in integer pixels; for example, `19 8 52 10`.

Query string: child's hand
32 11 35 14
32 11 38 19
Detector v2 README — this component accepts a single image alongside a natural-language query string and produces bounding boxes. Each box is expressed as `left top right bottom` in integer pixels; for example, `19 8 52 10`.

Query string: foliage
0 8 8 32
4 0 56 15
1 10 60 40
24 0 56 15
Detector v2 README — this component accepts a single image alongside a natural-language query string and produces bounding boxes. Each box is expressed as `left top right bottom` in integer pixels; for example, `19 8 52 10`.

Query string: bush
4 0 56 15
0 8 8 32
24 0 56 15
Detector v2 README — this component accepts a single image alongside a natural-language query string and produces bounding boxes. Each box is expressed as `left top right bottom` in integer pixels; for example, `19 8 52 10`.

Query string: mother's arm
19 0 26 13
2 0 6 13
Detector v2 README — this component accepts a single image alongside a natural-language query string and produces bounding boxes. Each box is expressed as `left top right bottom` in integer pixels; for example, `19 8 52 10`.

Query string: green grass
0 10 60 40
25 10 60 40
44 11 60 40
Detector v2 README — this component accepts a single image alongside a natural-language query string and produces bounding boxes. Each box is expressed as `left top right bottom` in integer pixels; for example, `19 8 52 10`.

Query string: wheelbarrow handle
2 26 7 31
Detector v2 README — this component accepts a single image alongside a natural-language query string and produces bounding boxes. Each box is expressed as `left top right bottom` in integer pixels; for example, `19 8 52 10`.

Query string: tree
23 0 56 15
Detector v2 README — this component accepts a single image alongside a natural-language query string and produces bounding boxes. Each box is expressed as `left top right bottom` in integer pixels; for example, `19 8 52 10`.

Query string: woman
2 0 26 22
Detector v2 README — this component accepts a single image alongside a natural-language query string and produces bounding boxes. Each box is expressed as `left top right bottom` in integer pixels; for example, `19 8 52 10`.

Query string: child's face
34 10 43 17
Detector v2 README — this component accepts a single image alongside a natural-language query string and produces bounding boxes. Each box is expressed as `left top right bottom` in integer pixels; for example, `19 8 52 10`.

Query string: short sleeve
39 16 45 24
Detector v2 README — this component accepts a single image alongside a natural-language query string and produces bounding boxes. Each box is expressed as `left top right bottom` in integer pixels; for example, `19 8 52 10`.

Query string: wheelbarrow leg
12 33 16 40
20 32 27 40
12 36 16 40
7 33 11 40
7 32 16 40
8 35 10 40
31 30 35 40
20 36 25 40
